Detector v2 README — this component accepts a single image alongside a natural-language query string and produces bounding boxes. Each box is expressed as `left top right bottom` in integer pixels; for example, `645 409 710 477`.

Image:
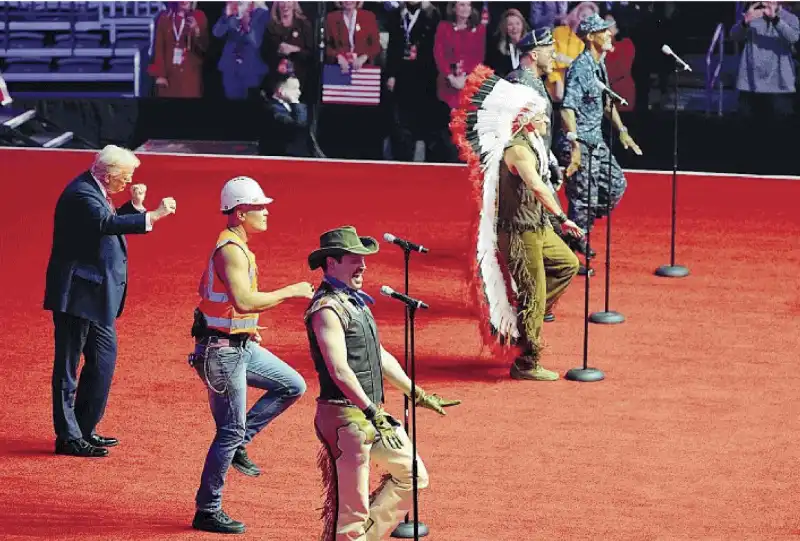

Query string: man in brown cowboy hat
304 225 460 541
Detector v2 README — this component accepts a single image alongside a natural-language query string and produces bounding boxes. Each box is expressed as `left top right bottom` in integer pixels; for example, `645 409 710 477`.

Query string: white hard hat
220 176 273 212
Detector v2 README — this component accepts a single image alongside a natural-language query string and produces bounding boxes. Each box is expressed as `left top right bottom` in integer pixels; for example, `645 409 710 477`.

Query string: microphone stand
309 2 326 158
391 249 429 538
655 62 690 278
590 95 624 325
565 139 605 383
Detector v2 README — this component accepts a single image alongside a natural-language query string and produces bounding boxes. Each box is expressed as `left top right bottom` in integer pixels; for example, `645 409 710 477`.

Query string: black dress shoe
192 509 246 534
231 446 261 477
86 434 119 448
55 438 108 457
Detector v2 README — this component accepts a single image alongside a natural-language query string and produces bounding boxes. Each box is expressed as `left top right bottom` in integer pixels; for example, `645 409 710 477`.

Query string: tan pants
315 402 430 541
498 227 580 355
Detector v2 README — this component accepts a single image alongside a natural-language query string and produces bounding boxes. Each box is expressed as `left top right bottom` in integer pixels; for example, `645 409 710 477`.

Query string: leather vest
304 283 384 405
497 134 551 233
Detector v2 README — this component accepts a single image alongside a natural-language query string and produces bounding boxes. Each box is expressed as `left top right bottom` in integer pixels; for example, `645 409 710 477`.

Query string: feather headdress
449 64 549 353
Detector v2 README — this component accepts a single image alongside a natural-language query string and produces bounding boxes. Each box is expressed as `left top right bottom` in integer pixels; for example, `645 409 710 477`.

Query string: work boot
510 355 559 381
231 446 261 477
192 509 246 534
571 237 596 258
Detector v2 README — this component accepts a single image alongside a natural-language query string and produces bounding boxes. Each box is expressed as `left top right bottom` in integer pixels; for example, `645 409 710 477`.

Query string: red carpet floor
1 148 799 541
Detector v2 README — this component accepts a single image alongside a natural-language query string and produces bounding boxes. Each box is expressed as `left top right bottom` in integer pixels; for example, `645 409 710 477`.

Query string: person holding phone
730 1 799 118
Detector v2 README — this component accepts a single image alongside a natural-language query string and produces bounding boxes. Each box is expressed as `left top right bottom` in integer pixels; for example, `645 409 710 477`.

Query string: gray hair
91 145 140 178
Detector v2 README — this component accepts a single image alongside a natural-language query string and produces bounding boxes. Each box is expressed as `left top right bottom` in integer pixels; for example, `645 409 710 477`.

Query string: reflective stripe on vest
197 230 259 335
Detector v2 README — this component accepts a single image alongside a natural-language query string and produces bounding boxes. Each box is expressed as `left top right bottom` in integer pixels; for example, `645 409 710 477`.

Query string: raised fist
292 282 315 299
130 184 147 208
158 197 177 217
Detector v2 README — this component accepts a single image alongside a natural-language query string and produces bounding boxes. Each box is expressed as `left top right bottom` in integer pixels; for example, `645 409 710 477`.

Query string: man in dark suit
44 145 177 457
258 73 312 157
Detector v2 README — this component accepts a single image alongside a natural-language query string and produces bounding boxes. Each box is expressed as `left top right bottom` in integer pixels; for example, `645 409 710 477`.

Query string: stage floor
1 149 799 541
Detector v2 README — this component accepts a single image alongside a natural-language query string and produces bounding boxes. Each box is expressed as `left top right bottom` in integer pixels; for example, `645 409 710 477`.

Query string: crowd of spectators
141 1 799 160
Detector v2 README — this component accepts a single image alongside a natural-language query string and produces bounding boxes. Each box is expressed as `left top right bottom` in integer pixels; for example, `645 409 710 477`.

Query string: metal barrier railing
0 1 157 97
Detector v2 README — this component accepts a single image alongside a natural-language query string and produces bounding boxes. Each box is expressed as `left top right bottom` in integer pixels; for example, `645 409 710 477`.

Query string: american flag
321 65 382 106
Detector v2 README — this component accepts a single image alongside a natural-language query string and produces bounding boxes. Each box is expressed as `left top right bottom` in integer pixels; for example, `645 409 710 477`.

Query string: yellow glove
371 407 404 450
341 406 378 444
414 387 462 416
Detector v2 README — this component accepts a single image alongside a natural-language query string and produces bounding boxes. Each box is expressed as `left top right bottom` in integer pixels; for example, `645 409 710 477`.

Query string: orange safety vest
197 229 260 335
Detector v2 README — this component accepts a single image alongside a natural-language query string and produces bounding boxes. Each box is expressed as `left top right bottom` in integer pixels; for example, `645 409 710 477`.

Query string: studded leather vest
304 282 384 405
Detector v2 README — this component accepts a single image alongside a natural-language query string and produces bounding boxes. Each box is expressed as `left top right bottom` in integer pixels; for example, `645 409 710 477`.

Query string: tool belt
191 308 250 347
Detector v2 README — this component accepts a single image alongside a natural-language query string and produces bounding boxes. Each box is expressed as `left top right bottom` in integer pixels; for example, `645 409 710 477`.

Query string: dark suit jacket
259 97 312 157
43 171 148 327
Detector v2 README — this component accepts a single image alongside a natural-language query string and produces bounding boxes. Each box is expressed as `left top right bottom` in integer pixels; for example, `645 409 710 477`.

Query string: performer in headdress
450 65 583 381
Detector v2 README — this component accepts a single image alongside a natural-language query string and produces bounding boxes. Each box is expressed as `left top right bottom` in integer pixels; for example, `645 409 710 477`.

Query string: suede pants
498 227 580 357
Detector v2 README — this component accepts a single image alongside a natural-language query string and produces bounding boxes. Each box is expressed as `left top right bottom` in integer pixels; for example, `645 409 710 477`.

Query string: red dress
148 10 209 98
433 22 486 108
604 37 636 112
325 9 381 65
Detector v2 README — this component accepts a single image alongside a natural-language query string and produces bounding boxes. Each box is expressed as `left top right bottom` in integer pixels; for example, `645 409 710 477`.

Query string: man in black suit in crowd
44 145 177 457
258 72 312 158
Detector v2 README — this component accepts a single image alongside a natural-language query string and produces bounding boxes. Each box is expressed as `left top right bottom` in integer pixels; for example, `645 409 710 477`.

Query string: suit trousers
315 402 430 541
51 311 118 441
497 228 580 355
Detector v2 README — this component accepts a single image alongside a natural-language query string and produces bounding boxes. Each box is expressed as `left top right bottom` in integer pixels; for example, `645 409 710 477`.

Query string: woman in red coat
148 1 209 98
433 1 486 109
325 1 381 70
603 13 636 112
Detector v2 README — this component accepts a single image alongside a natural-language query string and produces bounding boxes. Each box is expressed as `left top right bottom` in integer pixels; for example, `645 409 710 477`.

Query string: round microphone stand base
588 310 625 325
564 367 605 382
654 264 690 278
391 521 430 538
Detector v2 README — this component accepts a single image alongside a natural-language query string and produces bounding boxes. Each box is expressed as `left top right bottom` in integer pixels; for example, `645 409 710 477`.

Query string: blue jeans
194 339 306 512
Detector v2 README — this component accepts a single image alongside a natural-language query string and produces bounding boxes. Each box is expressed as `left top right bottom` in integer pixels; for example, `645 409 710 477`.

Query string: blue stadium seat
56 57 105 74
54 31 105 48
108 57 133 73
4 57 52 74
7 31 46 49
114 31 151 50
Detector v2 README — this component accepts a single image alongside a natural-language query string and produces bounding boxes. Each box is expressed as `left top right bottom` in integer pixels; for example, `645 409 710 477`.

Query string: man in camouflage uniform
558 14 643 256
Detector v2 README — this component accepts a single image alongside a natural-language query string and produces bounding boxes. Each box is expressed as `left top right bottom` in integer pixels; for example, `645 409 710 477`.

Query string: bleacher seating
0 1 162 98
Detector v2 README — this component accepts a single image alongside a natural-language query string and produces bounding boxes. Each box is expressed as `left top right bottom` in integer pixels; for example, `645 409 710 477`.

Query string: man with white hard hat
189 176 314 534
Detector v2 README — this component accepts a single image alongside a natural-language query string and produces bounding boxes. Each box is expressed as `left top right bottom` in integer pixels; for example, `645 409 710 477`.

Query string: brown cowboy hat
308 226 379 270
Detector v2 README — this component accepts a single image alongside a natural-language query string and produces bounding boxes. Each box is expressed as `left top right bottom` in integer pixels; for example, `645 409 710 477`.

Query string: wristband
556 212 568 225
362 404 378 420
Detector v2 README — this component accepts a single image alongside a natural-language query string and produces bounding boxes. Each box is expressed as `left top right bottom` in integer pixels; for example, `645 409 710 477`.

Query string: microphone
380 286 429 310
566 131 597 149
595 79 628 106
383 233 429 254
661 44 692 72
